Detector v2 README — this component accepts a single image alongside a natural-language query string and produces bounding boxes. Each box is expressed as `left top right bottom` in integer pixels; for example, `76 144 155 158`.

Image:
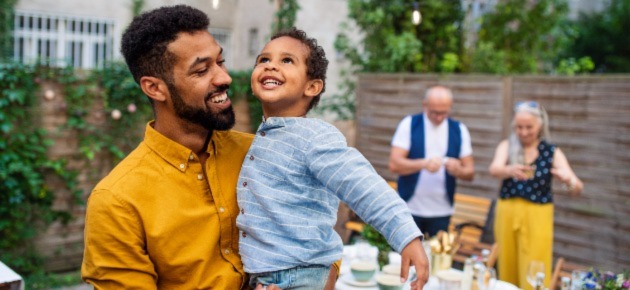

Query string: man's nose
214 67 232 86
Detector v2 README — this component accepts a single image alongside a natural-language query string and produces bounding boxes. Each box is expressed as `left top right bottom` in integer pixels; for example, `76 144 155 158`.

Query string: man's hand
425 157 442 173
400 238 429 290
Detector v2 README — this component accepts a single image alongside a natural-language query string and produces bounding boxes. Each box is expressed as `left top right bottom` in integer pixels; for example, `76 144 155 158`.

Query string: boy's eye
282 57 293 64
258 57 270 63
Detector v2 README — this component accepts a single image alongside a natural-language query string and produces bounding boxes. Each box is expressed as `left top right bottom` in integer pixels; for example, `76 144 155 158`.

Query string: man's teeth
210 93 228 103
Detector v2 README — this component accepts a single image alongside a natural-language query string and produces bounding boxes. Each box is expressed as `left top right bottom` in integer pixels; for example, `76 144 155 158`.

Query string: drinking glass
477 267 497 290
526 260 545 288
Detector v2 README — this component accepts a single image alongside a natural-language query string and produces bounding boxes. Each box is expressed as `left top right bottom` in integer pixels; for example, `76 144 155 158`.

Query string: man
389 86 475 237
80 5 337 289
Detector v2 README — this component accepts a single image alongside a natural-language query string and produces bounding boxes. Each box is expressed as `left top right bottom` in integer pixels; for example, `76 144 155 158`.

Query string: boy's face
251 36 323 118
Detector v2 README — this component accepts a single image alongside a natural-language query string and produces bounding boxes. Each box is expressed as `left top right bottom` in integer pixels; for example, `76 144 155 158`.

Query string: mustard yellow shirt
82 123 254 289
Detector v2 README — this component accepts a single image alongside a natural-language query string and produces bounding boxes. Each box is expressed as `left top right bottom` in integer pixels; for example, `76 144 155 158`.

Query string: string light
212 0 220 10
412 2 422 25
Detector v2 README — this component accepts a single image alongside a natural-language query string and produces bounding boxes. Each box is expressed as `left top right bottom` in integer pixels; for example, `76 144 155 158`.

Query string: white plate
342 274 377 287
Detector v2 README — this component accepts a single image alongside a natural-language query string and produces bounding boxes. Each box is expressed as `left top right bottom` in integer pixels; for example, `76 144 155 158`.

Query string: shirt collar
143 122 200 172
259 116 290 131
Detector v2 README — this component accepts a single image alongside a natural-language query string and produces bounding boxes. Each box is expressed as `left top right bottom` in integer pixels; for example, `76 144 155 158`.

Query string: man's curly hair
121 5 209 85
271 27 328 112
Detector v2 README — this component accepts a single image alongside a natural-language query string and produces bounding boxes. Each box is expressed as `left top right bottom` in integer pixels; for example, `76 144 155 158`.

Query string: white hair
508 102 551 165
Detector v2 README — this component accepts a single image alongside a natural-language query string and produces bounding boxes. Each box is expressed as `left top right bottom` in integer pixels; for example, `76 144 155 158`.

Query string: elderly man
389 86 475 237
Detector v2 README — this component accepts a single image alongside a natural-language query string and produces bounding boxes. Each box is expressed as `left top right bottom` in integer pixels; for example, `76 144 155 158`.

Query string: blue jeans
412 215 451 237
248 265 329 290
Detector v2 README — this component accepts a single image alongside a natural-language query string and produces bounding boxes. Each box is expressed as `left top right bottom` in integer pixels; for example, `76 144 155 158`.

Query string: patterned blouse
500 140 556 204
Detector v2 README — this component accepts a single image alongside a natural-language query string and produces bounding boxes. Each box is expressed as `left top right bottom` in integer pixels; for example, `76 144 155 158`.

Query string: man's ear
140 76 169 102
304 79 324 98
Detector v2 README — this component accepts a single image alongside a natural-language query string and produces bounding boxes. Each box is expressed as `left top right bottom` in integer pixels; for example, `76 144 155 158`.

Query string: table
335 245 519 290
0 261 24 290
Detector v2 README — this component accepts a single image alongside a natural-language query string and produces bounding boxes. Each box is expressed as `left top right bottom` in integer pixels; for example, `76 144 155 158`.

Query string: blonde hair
508 102 550 165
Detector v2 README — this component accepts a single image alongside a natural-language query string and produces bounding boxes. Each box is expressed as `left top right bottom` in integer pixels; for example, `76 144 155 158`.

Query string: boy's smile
251 36 322 118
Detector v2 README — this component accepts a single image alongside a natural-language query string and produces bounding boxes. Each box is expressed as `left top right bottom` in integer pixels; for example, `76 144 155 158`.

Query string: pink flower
127 103 137 113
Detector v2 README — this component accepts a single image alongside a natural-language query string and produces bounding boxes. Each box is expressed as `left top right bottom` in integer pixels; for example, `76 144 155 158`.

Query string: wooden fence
354 73 630 271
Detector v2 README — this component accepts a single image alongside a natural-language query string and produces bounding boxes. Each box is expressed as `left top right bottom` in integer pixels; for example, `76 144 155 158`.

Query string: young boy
236 27 428 289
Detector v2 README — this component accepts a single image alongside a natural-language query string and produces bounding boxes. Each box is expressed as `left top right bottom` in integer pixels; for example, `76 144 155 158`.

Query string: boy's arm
307 129 422 253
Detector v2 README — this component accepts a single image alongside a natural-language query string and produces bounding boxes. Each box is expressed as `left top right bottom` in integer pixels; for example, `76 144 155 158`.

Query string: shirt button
243 181 247 187
242 232 247 238
197 174 203 180
249 155 254 161
179 164 185 170
224 249 230 254
219 207 225 213
189 154 194 160
241 208 244 214
260 131 266 136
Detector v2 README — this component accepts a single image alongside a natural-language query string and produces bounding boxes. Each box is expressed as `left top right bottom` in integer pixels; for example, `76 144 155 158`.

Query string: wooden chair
448 193 494 243
550 257 588 290
451 239 498 269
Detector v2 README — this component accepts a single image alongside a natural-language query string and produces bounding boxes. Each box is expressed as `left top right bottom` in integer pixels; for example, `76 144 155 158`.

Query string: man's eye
217 59 226 66
196 68 208 75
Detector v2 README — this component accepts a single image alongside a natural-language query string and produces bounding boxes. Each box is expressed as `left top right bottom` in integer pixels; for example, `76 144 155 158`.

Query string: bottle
480 249 490 266
534 272 546 290
460 258 474 290
561 276 571 290
471 255 485 290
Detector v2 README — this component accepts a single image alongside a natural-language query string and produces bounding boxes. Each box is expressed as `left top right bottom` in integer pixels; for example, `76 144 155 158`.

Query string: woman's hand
508 164 531 181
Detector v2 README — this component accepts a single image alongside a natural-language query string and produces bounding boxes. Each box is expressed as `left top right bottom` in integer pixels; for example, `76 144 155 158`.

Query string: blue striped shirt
236 117 421 273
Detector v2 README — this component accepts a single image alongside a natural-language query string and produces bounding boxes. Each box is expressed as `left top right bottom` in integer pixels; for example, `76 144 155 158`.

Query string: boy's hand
255 284 282 290
400 238 429 290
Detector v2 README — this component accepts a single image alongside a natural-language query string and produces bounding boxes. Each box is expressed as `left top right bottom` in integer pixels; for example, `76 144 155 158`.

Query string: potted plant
361 224 391 270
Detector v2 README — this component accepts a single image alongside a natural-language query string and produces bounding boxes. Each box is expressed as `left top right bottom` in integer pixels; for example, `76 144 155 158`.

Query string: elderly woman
489 101 583 289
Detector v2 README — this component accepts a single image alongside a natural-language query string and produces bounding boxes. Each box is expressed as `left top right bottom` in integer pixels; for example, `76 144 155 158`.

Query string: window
248 28 259 56
209 28 232 64
13 10 115 69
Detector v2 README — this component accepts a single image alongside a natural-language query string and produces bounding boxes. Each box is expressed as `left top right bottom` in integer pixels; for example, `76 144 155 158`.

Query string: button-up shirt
237 117 421 273
82 123 253 289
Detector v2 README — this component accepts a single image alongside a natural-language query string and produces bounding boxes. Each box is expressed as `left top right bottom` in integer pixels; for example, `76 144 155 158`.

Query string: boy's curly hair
121 5 209 85
271 27 329 112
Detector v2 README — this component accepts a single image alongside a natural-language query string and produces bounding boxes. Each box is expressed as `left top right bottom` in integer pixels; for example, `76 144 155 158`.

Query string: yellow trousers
494 198 553 290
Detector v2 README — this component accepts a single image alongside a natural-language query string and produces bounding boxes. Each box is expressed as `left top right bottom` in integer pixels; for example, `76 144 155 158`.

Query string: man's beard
168 83 235 131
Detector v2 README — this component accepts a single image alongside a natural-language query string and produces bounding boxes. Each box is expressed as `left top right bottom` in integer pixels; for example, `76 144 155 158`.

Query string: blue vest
397 114 462 205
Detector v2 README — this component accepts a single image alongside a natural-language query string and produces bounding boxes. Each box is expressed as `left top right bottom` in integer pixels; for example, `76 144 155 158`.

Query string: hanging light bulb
412 2 422 25
212 0 220 10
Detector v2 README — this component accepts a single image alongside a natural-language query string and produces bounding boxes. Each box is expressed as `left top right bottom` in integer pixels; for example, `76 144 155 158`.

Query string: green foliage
25 270 83 290
556 56 594 75
0 62 79 275
474 0 570 73
329 0 463 120
229 69 262 131
361 224 391 269
562 0 630 72
337 0 463 73
0 0 18 59
271 0 300 33
131 0 145 16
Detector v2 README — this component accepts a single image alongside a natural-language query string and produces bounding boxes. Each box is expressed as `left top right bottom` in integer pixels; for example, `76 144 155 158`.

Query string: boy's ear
304 79 324 98
140 76 169 102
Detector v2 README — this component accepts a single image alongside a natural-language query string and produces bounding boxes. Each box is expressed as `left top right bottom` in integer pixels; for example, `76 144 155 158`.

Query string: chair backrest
449 193 494 243
452 240 499 269
550 257 589 290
